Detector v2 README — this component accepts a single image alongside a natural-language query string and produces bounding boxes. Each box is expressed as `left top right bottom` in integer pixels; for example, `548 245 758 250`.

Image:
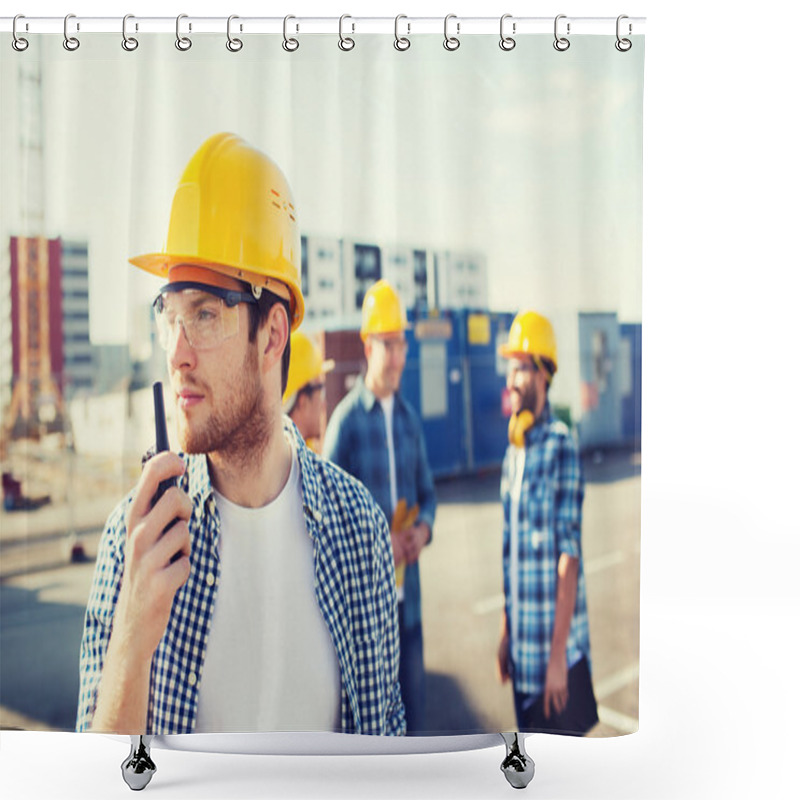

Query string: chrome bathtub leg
500 732 535 789
121 735 156 791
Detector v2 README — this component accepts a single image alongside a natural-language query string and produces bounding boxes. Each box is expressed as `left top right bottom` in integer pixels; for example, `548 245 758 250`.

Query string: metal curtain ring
283 15 299 52
63 14 80 51
339 15 355 51
394 15 410 51
499 14 516 51
443 14 460 51
615 15 632 51
553 14 570 51
227 15 243 52
176 14 192 51
12 15 29 51
122 14 138 51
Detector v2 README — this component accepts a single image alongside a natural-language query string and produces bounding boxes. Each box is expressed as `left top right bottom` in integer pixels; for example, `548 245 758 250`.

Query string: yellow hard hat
499 310 558 374
283 331 334 405
129 132 305 330
360 280 409 341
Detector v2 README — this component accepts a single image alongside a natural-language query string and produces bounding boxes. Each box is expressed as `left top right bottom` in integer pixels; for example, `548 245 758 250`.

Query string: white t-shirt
379 394 398 513
379 394 403 601
194 438 341 732
508 447 527 662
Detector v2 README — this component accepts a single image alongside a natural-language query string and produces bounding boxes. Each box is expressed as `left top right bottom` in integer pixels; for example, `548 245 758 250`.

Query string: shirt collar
356 375 381 413
186 450 213 506
290 414 323 514
525 401 553 444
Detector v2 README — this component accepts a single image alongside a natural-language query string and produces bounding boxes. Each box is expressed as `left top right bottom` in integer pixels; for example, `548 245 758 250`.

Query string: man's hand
91 453 191 732
390 530 406 566
543 650 569 719
399 522 430 565
115 452 192 661
496 632 511 684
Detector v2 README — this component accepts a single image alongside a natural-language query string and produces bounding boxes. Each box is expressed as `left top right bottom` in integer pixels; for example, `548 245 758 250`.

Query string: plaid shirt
322 377 436 630
500 403 591 697
77 418 405 735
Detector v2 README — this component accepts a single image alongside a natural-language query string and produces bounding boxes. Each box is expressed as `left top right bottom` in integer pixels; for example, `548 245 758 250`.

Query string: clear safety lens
154 289 241 351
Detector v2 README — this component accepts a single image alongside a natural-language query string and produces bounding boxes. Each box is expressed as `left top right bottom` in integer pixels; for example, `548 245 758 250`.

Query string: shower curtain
0 20 643 745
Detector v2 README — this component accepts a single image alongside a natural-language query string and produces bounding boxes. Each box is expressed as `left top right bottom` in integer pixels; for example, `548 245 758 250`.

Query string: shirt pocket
527 471 554 531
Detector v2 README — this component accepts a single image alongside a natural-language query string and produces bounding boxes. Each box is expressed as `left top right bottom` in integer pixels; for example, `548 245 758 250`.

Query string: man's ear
260 303 289 368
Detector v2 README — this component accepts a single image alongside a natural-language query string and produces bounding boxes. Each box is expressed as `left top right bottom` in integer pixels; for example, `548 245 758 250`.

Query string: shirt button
188 672 197 687
206 573 215 587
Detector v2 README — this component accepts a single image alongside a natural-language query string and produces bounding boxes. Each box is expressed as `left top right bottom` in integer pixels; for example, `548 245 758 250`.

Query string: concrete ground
0 448 640 737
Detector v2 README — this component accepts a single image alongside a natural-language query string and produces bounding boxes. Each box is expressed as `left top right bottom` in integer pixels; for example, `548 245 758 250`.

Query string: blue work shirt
77 418 405 735
323 377 436 631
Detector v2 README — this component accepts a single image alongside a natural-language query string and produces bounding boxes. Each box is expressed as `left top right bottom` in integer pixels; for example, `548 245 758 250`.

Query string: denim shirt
77 418 405 735
323 377 436 630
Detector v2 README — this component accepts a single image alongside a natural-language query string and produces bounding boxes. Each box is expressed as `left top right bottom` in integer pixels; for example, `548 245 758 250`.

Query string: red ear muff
508 410 535 447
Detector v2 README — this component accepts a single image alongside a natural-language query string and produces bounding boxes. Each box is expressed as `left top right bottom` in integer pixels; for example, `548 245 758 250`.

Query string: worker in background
323 279 436 734
77 133 404 737
496 310 598 735
283 330 334 452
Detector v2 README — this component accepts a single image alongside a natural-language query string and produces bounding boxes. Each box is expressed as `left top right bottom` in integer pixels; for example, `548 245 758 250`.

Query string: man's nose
168 320 196 371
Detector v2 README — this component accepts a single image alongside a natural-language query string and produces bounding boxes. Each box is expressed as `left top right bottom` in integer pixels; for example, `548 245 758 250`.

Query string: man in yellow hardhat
282 330 334 451
496 310 597 735
77 134 404 740
323 279 436 734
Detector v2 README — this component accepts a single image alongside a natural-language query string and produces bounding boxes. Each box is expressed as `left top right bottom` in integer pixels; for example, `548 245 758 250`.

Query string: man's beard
511 384 537 416
178 345 272 468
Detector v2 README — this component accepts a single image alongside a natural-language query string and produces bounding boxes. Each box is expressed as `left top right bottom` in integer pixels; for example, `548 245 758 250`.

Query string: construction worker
282 331 334 452
323 279 436 734
496 311 598 735
77 134 404 736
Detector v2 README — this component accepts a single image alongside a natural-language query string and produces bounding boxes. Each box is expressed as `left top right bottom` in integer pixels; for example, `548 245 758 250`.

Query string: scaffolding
2 60 65 440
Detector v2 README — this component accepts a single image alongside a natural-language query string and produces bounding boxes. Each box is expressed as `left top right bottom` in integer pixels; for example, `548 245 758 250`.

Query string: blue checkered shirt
77 418 405 735
500 403 591 698
322 377 436 630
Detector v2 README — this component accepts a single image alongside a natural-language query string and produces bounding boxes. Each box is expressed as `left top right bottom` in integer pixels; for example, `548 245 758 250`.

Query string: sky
1 32 643 346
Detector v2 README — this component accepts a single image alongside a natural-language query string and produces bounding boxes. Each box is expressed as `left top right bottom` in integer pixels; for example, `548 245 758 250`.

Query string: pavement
0 447 640 738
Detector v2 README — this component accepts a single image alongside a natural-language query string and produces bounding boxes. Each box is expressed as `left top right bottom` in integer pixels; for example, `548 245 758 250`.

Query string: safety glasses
153 284 256 351
506 358 539 376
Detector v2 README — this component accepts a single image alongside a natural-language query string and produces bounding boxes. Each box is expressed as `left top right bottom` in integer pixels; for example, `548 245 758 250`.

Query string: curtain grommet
338 15 355 51
175 14 192 51
499 14 516 51
121 14 139 51
12 15 29 51
283 15 299 52
394 15 411 51
63 13 80 51
615 15 633 51
226 15 243 52
553 14 570 51
444 14 460 51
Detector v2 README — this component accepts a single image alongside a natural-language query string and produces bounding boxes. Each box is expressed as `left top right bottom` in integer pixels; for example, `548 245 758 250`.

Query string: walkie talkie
151 382 182 563
152 381 178 507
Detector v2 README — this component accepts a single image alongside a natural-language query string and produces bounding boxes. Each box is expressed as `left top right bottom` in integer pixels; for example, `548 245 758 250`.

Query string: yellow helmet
499 310 558 374
129 132 305 330
360 280 409 341
283 331 334 406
